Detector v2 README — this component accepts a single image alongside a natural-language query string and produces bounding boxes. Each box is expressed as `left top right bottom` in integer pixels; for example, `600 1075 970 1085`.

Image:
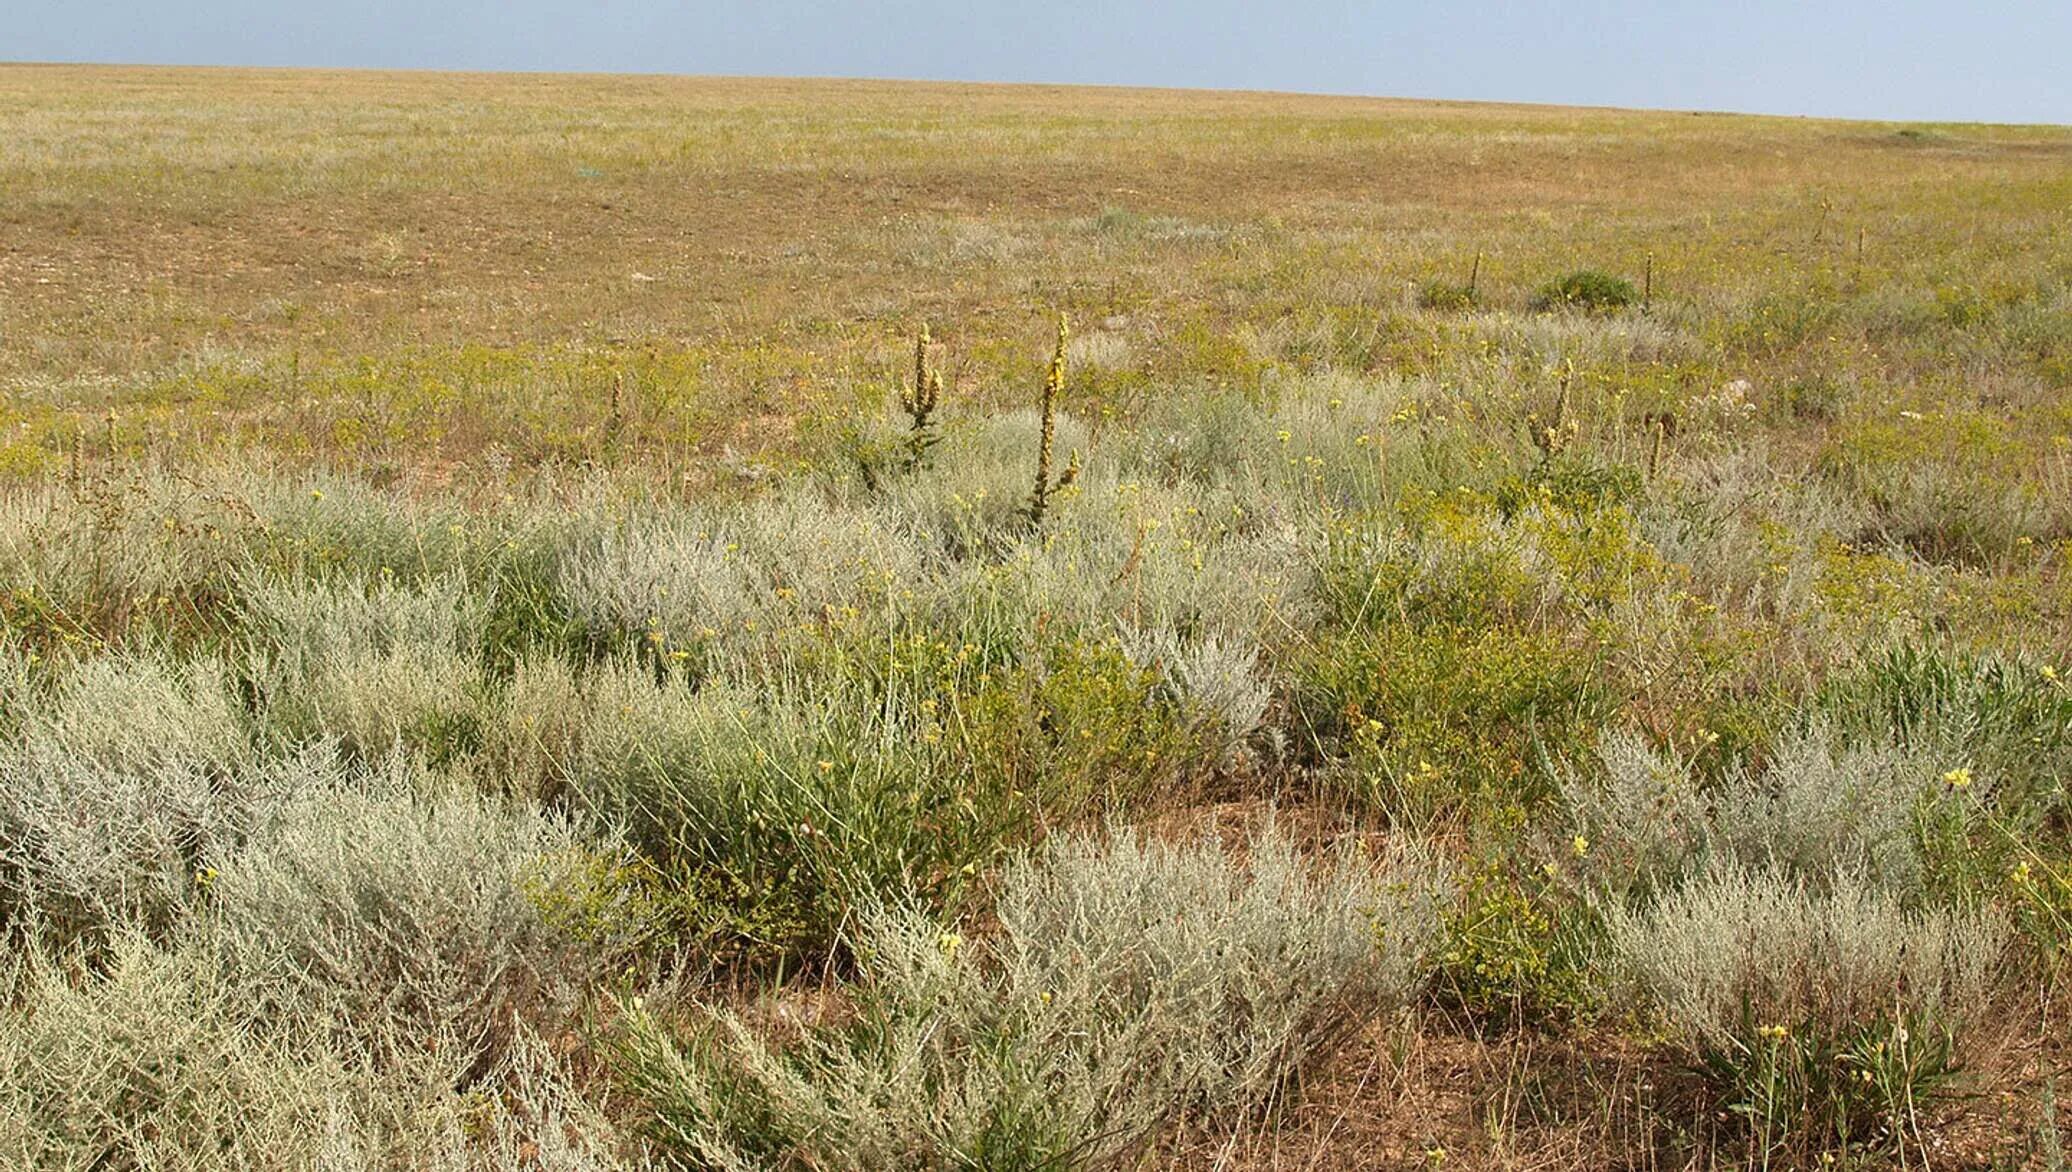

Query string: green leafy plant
1531 269 1638 313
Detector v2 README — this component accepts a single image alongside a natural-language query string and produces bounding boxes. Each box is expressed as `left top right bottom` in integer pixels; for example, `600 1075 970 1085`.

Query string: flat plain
1 64 2069 1170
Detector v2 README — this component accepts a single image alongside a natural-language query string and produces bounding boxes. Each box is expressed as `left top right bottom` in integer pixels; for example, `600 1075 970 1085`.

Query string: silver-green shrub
0 928 630 1171
616 818 1444 1170
1606 866 2004 1052
0 703 313 947
1568 724 1953 902
238 570 493 760
209 771 619 1067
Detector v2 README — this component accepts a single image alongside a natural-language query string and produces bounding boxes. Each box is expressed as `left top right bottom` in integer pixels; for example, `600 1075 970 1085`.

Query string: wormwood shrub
11 652 253 777
1121 628 1273 761
209 773 625 1071
0 929 629 1171
238 569 500 765
557 493 930 660
612 820 1446 1171
0 668 305 948
1606 866 2006 1160
1564 725 1953 905
1532 270 1638 314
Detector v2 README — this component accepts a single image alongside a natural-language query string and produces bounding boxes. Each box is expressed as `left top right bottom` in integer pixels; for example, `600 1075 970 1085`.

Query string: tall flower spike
1030 313 1071 530
900 323 945 471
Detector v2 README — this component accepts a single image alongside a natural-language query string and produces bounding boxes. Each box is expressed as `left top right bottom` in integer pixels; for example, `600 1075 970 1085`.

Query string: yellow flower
1942 767 1972 790
1757 1023 1789 1042
817 759 835 773
1571 834 1590 859
937 932 962 961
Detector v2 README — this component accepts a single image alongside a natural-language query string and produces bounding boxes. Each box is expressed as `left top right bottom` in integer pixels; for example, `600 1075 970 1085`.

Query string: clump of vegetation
612 820 1446 1169
1606 866 2005 1161
1418 252 1484 311
1532 269 1639 313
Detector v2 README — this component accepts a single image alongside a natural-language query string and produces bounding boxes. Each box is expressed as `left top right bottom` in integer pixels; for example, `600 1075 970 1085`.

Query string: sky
8 1 2069 125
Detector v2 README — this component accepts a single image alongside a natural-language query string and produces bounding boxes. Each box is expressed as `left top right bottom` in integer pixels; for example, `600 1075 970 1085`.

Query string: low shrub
1432 858 1600 1027
1532 270 1638 313
0 929 630 1171
567 665 1020 962
1296 624 1607 828
1565 725 1953 905
0 742 325 950
209 771 628 1069
1417 279 1480 312
960 635 1214 813
238 569 499 765
1607 866 2006 1160
613 819 1446 1170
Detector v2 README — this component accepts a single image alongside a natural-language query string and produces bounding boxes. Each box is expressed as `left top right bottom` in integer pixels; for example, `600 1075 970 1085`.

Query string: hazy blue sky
9 1 2069 125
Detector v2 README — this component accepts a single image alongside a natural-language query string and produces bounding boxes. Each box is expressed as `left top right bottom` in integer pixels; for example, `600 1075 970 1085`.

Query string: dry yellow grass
3 64 2066 473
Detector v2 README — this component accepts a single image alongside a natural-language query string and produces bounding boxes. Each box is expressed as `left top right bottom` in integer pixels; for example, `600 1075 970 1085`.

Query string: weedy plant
1027 314 1082 531
900 322 947 470
1417 251 1483 311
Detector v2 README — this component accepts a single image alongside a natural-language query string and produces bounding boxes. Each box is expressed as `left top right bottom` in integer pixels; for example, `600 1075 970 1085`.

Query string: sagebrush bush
209 770 624 1067
1121 627 1273 758
0 740 330 949
0 929 630 1171
14 653 253 776
238 569 499 762
1607 865 2006 1155
1610 864 2003 1048
614 818 1446 1170
1566 724 1951 903
0 654 259 943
